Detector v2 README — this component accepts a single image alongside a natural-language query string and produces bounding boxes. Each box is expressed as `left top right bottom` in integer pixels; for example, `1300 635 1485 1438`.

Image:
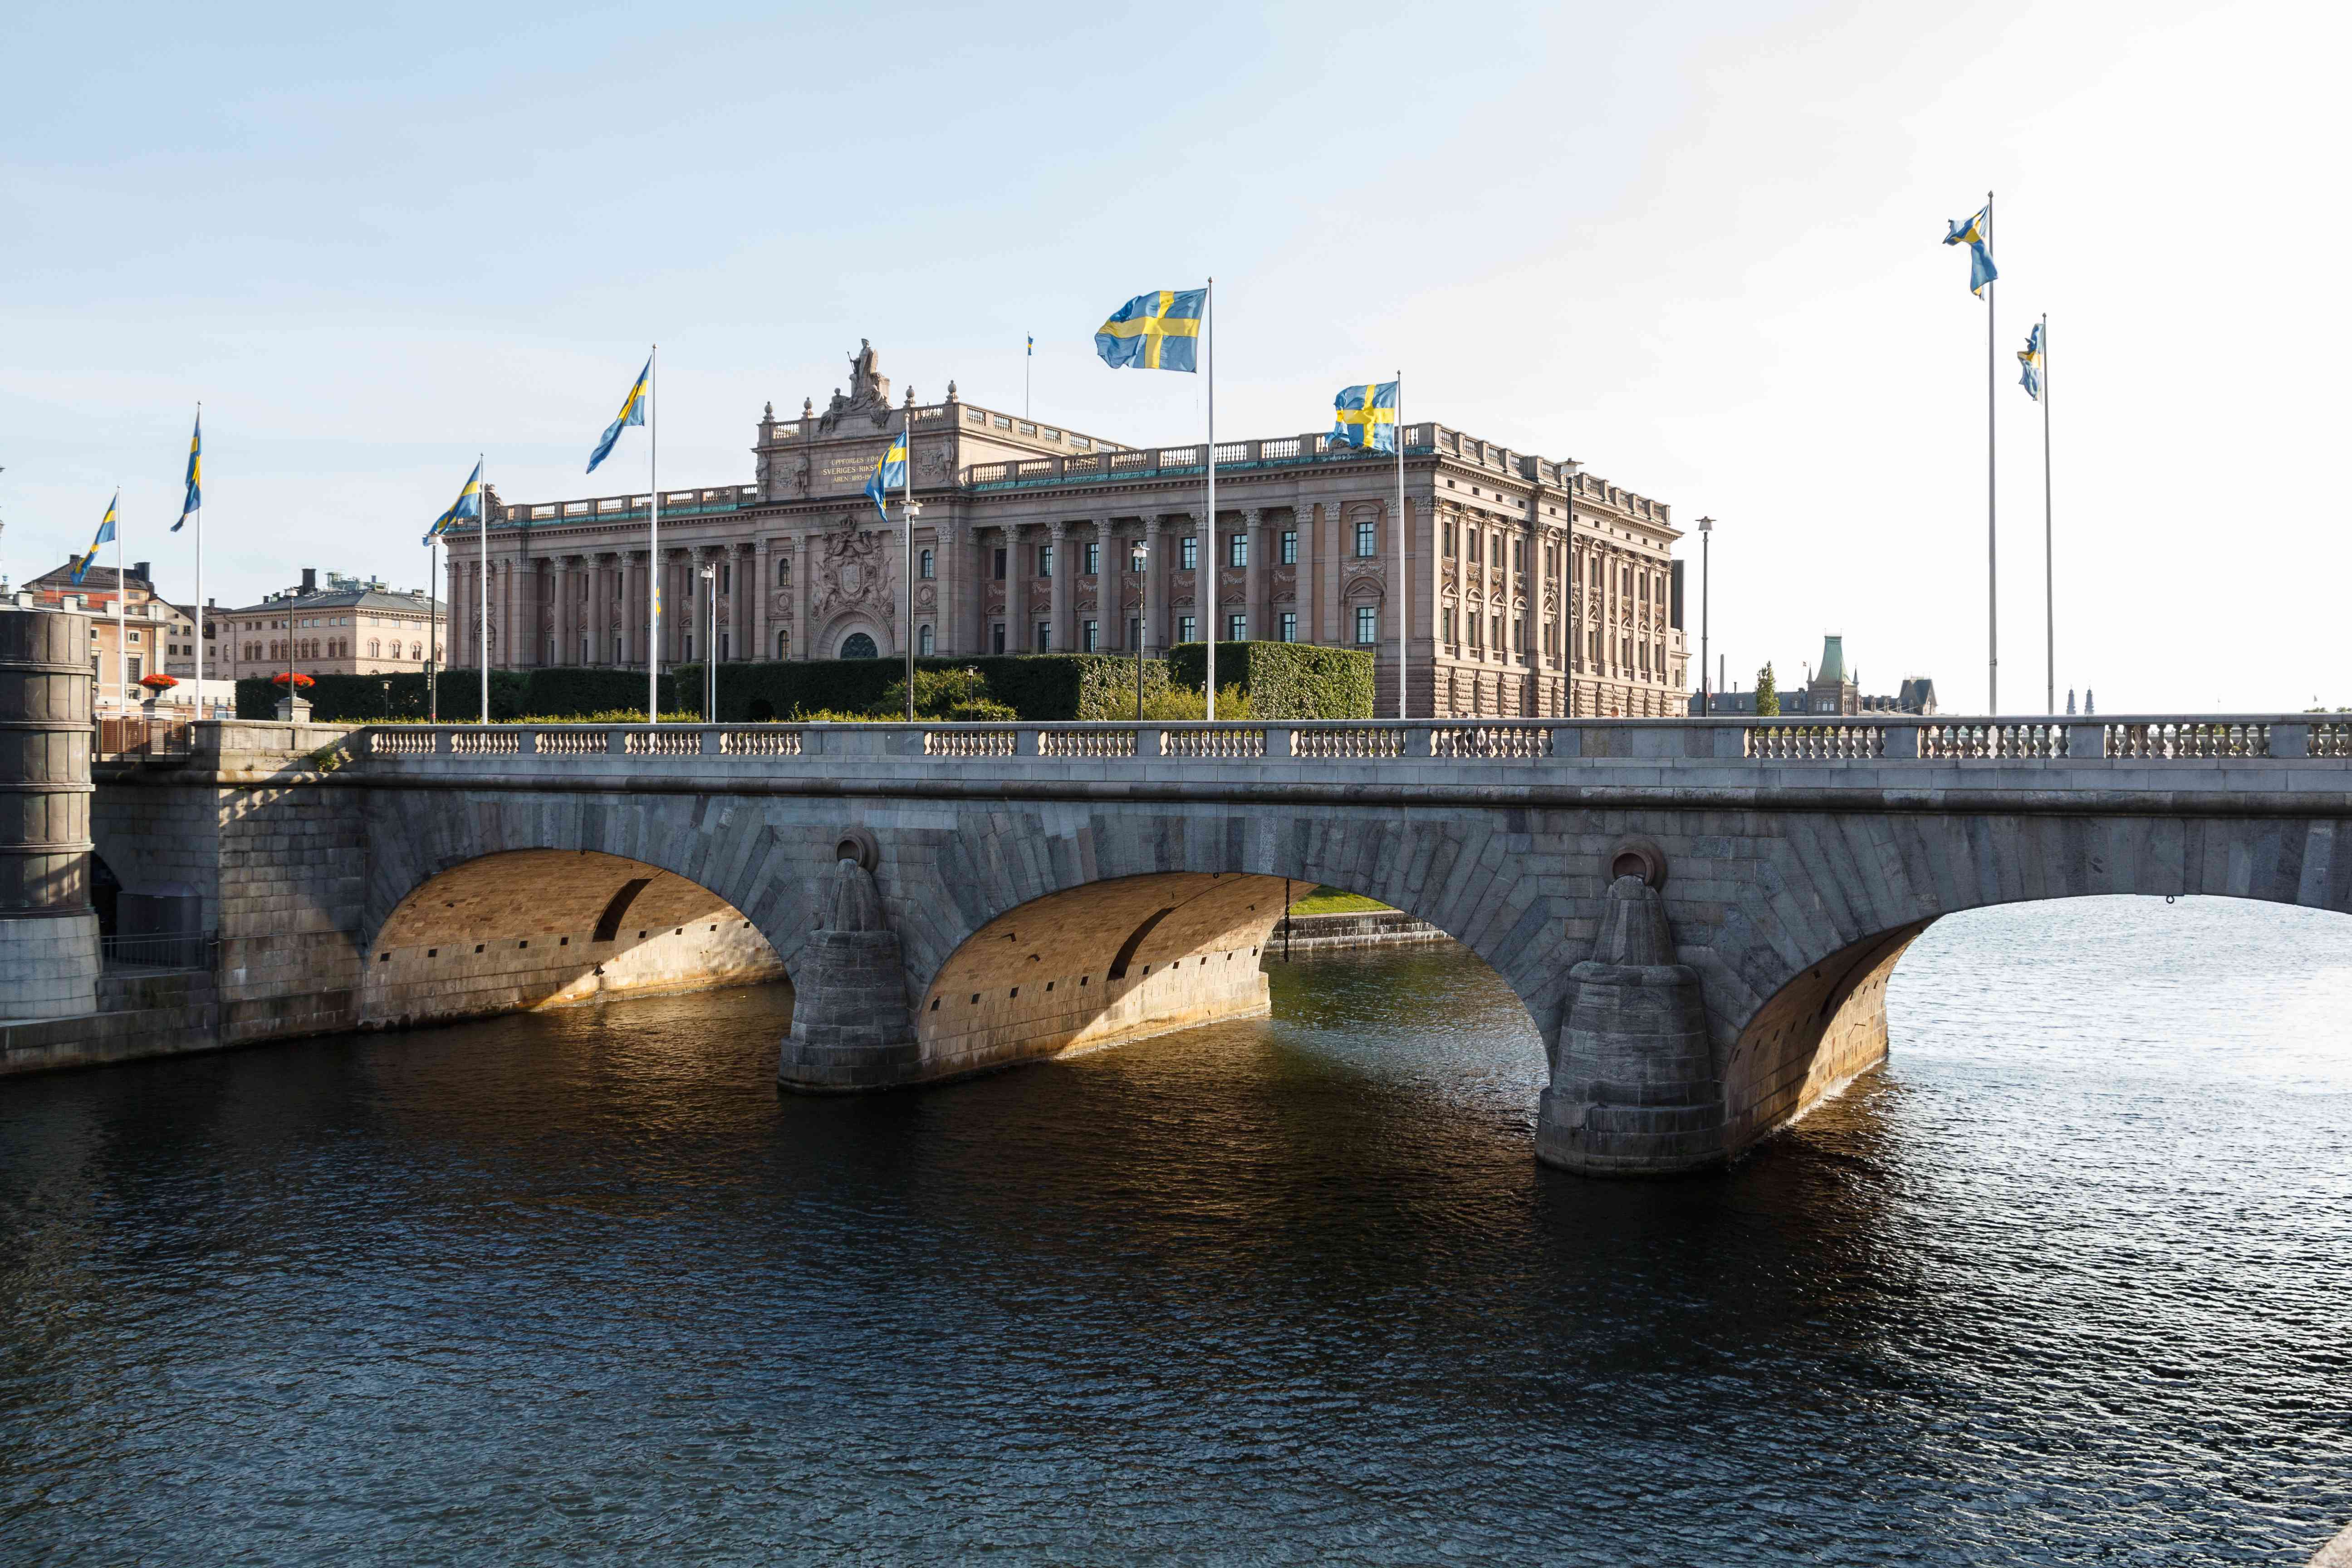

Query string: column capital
1049 518 1070 538
1243 507 1262 525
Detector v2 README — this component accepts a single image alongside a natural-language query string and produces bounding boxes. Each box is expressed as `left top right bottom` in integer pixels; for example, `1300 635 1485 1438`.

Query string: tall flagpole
903 391 915 720
2041 312 2053 715
193 405 204 714
1985 189 1998 715
115 503 126 716
1204 278 1217 723
1393 371 1406 720
478 452 488 725
427 534 439 722
648 345 662 725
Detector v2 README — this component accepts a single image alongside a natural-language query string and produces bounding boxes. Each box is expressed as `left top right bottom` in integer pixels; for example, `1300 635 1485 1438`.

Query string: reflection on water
1 897 2348 1563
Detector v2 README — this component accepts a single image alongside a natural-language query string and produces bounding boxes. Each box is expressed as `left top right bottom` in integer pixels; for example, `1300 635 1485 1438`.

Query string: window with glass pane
1128 617 1141 648
1355 520 1377 557
992 623 1006 654
919 549 934 580
1035 622 1050 652
1083 620 1098 652
1180 536 1198 571
1355 606 1376 643
919 625 934 656
1227 534 1246 568
1279 529 1297 564
1227 613 1245 641
1083 541 1100 575
993 548 1007 580
1038 545 1054 579
1177 616 1196 643
1279 611 1296 642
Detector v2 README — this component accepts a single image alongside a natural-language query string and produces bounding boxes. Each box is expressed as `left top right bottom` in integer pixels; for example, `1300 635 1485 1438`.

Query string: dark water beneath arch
2 897 2349 1564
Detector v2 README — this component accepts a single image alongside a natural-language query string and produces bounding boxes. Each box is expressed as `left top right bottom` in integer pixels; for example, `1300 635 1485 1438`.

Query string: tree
1755 662 1780 716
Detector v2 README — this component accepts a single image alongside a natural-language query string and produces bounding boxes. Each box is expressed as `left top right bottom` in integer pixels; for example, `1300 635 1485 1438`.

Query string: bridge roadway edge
43 723 2352 1178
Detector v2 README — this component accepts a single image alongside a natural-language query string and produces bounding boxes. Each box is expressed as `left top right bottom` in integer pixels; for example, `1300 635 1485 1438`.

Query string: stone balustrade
334 714 2352 767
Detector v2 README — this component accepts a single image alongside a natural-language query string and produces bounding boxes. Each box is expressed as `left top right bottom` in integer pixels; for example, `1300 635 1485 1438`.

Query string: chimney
133 560 151 583
301 568 318 594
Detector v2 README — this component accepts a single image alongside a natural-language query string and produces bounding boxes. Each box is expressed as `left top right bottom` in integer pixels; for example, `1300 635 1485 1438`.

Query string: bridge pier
778 858 918 1090
1538 874 1727 1176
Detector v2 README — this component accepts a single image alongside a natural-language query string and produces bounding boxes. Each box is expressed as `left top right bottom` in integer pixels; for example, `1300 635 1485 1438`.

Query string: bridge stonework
50 715 2352 1177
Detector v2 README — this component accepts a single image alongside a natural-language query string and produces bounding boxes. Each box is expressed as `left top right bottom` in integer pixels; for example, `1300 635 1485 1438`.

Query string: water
2 897 2349 1564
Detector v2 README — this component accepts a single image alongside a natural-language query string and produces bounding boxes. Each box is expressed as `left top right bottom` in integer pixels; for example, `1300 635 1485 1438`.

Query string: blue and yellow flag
71 492 118 585
170 412 201 533
423 460 483 546
1942 204 1997 296
2017 321 2043 400
1094 288 1205 372
586 357 651 473
1330 382 1399 454
864 429 908 520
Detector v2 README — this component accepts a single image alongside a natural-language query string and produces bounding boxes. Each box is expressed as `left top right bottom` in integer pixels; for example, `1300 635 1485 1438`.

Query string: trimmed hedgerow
1164 642 1374 719
677 656 1169 722
235 667 678 722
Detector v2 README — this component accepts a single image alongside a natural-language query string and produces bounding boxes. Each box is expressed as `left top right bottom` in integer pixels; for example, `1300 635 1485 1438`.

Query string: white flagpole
193 406 204 715
1985 189 1998 715
903 394 916 720
478 453 488 725
1394 372 1406 721
115 503 126 716
648 346 661 725
1204 278 1216 723
2041 312 2053 715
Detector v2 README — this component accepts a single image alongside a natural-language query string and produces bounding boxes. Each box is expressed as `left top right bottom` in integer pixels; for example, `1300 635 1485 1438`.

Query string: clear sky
5 0 2344 713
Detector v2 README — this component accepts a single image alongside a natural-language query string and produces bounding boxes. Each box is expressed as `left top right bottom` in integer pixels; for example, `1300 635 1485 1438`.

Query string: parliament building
448 342 1689 717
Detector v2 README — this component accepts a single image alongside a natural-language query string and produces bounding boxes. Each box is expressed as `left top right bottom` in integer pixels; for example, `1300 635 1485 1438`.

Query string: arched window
777 558 790 586
919 549 934 580
410 642 422 661
776 628 789 659
918 624 934 656
839 632 878 660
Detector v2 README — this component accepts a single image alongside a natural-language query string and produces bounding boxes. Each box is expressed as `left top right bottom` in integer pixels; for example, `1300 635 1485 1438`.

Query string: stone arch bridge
83 712 2352 1176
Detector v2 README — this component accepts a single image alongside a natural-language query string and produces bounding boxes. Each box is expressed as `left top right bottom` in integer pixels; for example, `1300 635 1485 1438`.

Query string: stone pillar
1048 520 1071 652
936 520 962 656
1241 507 1262 641
796 529 816 660
778 858 917 1091
1527 518 1547 715
753 539 773 663
1537 875 1725 1175
0 608 99 1020
627 551 649 666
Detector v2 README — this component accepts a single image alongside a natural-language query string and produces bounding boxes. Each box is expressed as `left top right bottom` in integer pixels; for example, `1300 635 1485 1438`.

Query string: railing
102 931 216 971
94 715 193 760
344 715 2352 769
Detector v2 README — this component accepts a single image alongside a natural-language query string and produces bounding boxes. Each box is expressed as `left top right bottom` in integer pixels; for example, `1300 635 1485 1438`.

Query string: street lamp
1130 538 1150 720
697 562 718 723
1696 515 1715 716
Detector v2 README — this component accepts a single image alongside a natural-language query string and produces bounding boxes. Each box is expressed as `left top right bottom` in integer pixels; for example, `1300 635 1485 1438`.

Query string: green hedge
235 667 676 722
1164 642 1374 719
671 655 1171 722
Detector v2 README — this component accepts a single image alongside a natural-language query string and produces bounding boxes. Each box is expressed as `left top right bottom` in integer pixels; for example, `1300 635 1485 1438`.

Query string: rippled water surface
3 896 2350 1564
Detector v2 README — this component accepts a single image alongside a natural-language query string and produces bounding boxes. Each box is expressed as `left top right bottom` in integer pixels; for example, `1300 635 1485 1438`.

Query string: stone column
797 528 817 660
1241 507 1262 641
753 539 773 663
1320 502 1343 643
0 608 99 1020
1527 518 1547 714
1537 874 1725 1175
1143 516 1166 650
1048 520 1071 652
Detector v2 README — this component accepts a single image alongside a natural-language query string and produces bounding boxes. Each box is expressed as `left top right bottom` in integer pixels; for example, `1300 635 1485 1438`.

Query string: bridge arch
363 849 784 1028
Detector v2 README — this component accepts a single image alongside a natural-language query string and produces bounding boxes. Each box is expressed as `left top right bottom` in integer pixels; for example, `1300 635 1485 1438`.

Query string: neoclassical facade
447 343 1688 717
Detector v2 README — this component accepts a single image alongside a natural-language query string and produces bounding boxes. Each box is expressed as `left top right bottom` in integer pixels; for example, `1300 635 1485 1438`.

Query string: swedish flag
424 460 483 547
1330 382 1399 454
865 428 908 520
71 492 118 585
2017 321 2043 400
1094 288 1205 372
587 357 651 473
171 413 201 532
1943 204 1997 296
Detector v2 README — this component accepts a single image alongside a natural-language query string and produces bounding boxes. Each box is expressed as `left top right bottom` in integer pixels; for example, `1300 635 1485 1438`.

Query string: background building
217 568 446 685
10 559 206 714
443 341 1689 718
1693 635 1937 716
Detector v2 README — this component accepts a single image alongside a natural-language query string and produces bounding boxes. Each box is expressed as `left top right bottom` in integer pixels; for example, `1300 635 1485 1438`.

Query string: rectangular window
1355 519 1377 558
1355 606 1377 644
1491 616 1503 651
1035 622 1051 652
1279 611 1297 642
1280 529 1297 565
1468 613 1480 648
1083 541 1100 575
1444 523 1456 558
1177 615 1197 644
919 549 934 580
1227 534 1247 569
721 563 732 593
1227 613 1245 642
993 548 1008 581
1128 617 1141 649
991 622 1006 654
1180 536 1199 572
1083 620 1098 652
1038 544 1054 579
919 624 935 656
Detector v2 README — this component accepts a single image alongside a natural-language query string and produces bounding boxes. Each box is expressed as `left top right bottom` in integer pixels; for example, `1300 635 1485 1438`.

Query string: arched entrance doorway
838 632 879 659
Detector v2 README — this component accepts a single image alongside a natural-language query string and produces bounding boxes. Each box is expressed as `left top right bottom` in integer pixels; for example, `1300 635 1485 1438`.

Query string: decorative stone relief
811 522 897 627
